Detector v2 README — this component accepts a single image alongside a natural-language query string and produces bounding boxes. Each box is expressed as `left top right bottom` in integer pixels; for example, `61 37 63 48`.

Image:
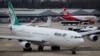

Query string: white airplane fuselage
11 25 84 48
72 16 97 20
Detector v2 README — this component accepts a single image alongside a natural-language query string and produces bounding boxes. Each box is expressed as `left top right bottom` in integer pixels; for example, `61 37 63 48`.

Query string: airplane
80 26 98 32
61 7 97 24
0 2 99 54
68 26 99 32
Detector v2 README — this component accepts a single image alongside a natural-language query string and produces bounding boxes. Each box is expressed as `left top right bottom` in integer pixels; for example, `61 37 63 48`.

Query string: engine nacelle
20 41 31 48
88 35 98 42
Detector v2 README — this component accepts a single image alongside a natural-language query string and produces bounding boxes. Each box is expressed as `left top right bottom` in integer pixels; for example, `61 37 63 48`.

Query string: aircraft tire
51 46 60 51
72 50 76 54
38 46 44 51
23 47 32 51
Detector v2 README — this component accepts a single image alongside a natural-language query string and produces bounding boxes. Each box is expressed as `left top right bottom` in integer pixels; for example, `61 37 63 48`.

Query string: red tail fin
63 7 70 16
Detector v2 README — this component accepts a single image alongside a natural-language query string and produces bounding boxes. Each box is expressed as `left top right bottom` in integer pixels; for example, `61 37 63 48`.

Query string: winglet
8 2 20 25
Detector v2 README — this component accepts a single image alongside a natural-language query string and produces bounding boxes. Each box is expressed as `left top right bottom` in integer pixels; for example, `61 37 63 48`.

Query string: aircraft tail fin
63 7 70 16
8 2 20 25
38 16 51 27
23 17 51 27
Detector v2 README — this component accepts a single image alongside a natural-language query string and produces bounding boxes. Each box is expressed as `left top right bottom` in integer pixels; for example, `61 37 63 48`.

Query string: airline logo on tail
63 7 70 16
8 2 20 25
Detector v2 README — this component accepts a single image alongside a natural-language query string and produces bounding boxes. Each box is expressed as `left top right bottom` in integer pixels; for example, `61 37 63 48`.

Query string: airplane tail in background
38 16 51 27
63 7 70 16
8 2 20 25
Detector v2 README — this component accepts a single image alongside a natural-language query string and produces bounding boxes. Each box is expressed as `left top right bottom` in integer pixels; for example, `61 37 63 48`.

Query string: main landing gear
37 46 60 51
23 46 76 54
51 46 60 51
71 48 76 54
37 46 61 51
38 45 44 51
23 45 44 51
72 50 76 54
23 47 32 51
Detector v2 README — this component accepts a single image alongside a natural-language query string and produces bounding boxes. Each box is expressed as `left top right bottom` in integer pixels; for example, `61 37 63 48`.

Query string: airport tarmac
0 22 100 56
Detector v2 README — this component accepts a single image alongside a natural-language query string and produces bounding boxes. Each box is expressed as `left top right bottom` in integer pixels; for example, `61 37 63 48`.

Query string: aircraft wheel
71 48 76 54
23 47 32 51
72 50 76 54
51 46 60 51
38 46 44 51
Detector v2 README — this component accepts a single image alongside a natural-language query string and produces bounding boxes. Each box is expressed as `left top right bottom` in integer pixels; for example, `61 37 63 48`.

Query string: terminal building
0 0 100 23
0 0 100 9
0 9 100 23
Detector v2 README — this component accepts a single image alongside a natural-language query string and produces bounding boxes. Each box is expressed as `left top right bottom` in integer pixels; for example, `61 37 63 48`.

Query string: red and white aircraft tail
63 7 70 16
62 7 79 21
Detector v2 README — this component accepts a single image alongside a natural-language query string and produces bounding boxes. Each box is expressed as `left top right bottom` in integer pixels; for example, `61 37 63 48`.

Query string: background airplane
23 16 51 27
62 7 97 24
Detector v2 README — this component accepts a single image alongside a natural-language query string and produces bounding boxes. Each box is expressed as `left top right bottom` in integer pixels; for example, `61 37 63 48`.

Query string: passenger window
63 33 67 37
54 32 62 36
54 32 67 37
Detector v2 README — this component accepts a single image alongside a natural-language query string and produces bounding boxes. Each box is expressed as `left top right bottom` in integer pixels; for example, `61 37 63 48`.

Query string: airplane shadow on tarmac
0 47 100 52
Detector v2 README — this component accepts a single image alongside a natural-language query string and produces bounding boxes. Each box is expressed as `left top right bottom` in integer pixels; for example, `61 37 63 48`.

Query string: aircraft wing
0 35 43 42
80 30 100 36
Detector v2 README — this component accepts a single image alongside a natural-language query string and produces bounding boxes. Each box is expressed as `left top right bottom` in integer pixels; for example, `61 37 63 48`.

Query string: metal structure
0 0 100 10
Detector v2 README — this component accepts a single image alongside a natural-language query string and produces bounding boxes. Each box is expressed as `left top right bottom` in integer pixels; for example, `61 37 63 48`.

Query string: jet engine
88 35 98 42
20 41 31 48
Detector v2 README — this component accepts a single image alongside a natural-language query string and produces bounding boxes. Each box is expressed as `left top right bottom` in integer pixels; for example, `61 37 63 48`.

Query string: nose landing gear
71 48 76 54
